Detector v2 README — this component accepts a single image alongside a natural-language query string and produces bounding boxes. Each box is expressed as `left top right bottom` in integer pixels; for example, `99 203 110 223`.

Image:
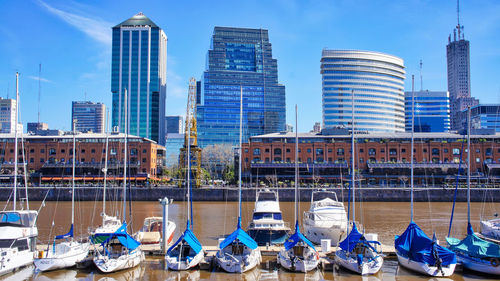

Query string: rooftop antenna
456 0 462 40
419 60 423 92
38 63 41 123
84 91 87 101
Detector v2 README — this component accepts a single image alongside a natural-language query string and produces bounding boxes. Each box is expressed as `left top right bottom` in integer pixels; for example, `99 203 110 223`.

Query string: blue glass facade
196 27 286 147
404 91 450 132
111 13 167 145
465 105 500 132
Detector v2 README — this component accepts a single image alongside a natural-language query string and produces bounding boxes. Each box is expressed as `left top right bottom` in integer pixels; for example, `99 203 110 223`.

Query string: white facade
321 50 406 133
0 98 18 134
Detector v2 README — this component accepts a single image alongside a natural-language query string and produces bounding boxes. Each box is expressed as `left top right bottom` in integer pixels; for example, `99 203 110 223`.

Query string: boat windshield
312 191 338 202
253 212 282 220
0 212 36 227
257 191 277 202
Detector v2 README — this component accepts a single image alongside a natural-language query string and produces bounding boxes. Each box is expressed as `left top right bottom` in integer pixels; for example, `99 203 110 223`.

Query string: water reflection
1 265 34 281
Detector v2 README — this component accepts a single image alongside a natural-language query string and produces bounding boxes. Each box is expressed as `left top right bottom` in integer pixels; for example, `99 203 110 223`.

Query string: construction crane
179 77 202 188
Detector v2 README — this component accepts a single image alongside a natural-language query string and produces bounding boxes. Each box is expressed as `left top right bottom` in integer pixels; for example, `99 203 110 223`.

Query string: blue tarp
446 223 500 260
0 212 20 223
284 221 316 251
339 222 380 252
167 221 203 255
395 221 456 266
94 222 140 250
219 218 258 250
55 224 74 239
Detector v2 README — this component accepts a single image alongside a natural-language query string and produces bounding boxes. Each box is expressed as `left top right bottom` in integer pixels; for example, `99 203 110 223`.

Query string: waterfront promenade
1 185 498 202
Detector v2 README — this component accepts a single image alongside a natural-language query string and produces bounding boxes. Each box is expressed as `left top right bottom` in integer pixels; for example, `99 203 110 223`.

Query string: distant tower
447 0 478 130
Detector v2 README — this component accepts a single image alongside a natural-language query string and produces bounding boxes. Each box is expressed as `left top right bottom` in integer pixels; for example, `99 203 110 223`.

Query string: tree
201 144 234 180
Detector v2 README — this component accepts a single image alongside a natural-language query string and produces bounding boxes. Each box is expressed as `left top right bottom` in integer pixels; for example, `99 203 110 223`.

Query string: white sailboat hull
165 250 204 271
480 218 500 241
93 248 144 273
396 251 456 277
34 242 90 272
335 249 383 275
456 253 500 275
215 249 261 273
277 248 319 272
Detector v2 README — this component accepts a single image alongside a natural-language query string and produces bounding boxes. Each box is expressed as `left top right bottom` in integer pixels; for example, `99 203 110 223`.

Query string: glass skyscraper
111 13 167 145
404 91 450 132
321 50 406 133
196 27 286 147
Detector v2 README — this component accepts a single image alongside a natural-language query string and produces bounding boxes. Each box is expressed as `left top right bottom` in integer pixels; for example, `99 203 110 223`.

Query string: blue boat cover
55 224 74 239
446 223 500 259
395 221 456 266
95 222 140 250
0 212 20 223
284 221 316 251
339 222 380 252
219 218 258 250
167 221 203 255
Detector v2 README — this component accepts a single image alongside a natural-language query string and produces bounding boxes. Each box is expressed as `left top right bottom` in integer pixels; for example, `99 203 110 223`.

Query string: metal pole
351 90 355 223
294 104 298 225
411 75 415 221
103 108 109 224
123 89 128 222
239 86 243 221
160 197 172 253
13 73 19 211
467 106 471 224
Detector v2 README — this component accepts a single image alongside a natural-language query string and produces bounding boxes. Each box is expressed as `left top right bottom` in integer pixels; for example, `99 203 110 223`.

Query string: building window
40 149 45 153
110 148 117 155
476 158 480 163
244 148 248 153
91 149 96 153
286 158 290 162
452 148 460 155
265 158 269 163
142 158 147 163
307 158 312 163
316 148 323 155
475 149 480 153
328 148 332 153
317 157 324 162
30 158 34 163
274 157 281 162
81 149 86 153
61 149 65 153
286 148 290 153
274 148 282 155
389 148 397 155
423 148 427 153
380 148 385 153
486 148 492 156
143 149 147 153
81 158 85 163
49 148 56 155
328 157 332 162
29 149 34 153
368 148 376 155
432 148 439 155
401 148 406 153
131 148 137 155
307 148 311 153
265 148 269 153
60 158 65 163
253 157 260 162
253 148 260 155
337 148 344 155
245 158 248 162
444 148 448 153
359 157 364 163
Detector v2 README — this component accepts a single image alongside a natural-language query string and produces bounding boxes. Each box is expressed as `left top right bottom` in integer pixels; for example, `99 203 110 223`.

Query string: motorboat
135 217 176 246
480 218 500 241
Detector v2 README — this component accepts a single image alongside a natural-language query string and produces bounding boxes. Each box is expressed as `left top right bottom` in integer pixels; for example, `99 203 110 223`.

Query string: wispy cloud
28 75 52 83
36 0 112 45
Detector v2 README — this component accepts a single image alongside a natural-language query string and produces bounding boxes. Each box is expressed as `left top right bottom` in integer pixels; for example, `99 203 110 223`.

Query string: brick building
0 133 164 184
241 131 500 186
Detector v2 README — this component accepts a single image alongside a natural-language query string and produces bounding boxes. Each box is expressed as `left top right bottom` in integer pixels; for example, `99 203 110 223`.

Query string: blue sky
0 0 499 132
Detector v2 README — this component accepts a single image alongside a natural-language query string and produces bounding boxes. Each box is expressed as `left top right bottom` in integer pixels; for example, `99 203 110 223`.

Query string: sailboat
394 76 457 276
165 103 204 271
34 120 90 271
92 89 145 273
303 189 347 246
90 109 121 244
277 105 319 272
335 90 383 275
446 107 500 275
0 73 39 276
215 86 261 273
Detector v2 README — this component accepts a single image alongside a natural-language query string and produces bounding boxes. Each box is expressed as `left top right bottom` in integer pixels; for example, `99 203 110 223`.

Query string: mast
122 89 128 222
351 90 355 223
13 73 19 211
410 75 415 221
187 113 191 227
238 86 243 222
71 119 76 235
103 108 109 223
467 106 471 224
294 105 298 225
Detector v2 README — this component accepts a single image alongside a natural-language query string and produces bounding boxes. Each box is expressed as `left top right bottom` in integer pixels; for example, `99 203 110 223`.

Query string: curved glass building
321 50 405 133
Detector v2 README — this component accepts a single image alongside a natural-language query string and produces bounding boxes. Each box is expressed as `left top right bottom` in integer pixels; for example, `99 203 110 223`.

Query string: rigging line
447 139 465 238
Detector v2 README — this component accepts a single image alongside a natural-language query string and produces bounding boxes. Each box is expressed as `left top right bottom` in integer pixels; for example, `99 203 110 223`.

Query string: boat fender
491 258 499 267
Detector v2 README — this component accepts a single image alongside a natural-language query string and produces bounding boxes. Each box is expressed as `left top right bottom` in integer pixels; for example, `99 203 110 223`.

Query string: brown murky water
1 199 499 280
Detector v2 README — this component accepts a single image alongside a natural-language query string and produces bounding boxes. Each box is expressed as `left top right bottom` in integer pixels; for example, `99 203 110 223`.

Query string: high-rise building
404 91 450 132
0 98 18 134
71 101 105 133
111 13 167 145
196 27 286 147
447 3 479 130
27 122 49 134
165 116 183 135
459 104 500 132
312 122 321 133
165 133 184 166
321 50 405 133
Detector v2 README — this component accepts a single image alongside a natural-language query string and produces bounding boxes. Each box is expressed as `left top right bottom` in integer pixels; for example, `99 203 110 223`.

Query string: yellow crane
179 78 201 188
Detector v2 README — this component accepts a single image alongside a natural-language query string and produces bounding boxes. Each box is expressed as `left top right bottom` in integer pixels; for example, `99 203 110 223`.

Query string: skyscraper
447 3 478 130
321 50 405 133
196 27 286 147
71 101 105 133
404 91 450 132
165 116 183 135
111 13 167 145
0 98 18 134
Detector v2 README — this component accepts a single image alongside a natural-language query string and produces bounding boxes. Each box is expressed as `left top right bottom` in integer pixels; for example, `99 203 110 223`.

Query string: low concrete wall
1 186 498 202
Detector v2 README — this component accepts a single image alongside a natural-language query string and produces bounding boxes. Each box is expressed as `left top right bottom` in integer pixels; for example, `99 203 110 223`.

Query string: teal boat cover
95 222 140 250
339 222 380 252
219 218 258 250
395 221 456 266
284 221 316 251
447 223 500 259
167 221 203 255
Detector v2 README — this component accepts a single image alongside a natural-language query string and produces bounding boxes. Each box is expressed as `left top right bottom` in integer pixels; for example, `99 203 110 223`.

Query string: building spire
456 0 462 40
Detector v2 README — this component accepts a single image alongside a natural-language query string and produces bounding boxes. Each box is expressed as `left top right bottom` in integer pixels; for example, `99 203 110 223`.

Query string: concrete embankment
2 186 498 202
